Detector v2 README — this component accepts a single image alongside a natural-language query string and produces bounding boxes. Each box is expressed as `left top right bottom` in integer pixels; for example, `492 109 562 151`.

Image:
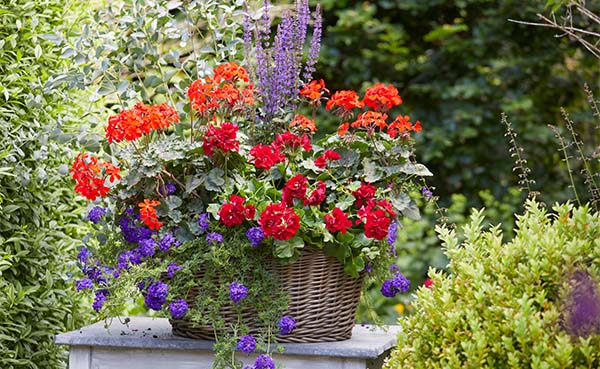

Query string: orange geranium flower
337 122 350 136
300 79 327 102
387 115 422 137
71 153 120 201
362 83 402 111
212 61 250 83
351 111 388 130
326 90 364 112
138 199 163 230
105 102 179 143
289 114 317 134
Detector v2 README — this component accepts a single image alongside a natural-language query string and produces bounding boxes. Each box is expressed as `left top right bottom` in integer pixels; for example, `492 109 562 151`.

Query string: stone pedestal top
55 317 401 359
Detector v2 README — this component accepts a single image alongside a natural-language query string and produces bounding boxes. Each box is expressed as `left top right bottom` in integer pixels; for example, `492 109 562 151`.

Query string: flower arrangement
70 2 431 368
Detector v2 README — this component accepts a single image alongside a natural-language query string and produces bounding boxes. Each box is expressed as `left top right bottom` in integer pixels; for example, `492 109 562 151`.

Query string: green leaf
165 195 183 210
273 236 304 258
205 168 225 192
363 158 382 182
185 175 204 194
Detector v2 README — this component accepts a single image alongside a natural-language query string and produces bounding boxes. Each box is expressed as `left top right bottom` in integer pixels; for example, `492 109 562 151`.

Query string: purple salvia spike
303 3 322 81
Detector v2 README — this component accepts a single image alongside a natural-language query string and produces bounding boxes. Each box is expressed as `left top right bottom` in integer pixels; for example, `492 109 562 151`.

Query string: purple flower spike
169 299 189 319
278 315 296 335
87 206 107 224
246 226 265 247
75 278 93 292
236 334 257 355
254 354 275 369
387 221 398 256
229 282 248 304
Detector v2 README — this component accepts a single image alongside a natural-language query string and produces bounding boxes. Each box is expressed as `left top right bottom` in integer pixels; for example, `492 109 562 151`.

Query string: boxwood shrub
0 1 90 368
385 201 600 368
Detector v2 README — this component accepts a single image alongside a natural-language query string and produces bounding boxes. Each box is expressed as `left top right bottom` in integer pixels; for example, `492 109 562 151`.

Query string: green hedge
0 1 90 368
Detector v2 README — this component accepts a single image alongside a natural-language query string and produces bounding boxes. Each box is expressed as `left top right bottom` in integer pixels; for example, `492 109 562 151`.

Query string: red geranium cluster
138 199 163 230
324 207 353 234
362 83 402 112
187 62 254 115
218 195 255 227
282 174 308 206
105 102 179 143
304 181 326 206
314 150 341 169
249 144 286 170
71 153 120 201
203 122 240 156
272 131 312 152
258 202 301 241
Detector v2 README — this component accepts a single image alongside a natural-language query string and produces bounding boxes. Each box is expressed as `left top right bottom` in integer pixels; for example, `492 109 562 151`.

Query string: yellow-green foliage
385 201 600 369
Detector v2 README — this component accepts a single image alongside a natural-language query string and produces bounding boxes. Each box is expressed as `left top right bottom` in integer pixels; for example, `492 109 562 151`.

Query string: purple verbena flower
137 238 157 258
198 213 210 233
144 280 169 311
166 262 181 278
246 226 265 247
278 315 296 335
92 290 108 312
206 232 224 244
254 354 275 369
119 214 153 243
158 233 177 252
160 183 176 195
363 264 373 273
75 278 93 292
229 282 248 304
87 206 107 224
77 247 92 264
381 271 411 298
168 299 189 319
236 334 257 355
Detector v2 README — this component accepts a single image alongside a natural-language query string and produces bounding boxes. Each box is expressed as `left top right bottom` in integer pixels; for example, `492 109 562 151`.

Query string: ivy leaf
390 192 421 220
273 236 304 258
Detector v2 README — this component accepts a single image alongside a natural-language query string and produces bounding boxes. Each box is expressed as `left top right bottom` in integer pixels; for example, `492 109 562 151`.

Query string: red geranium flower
352 183 377 208
249 144 285 170
258 203 301 240
272 131 312 152
282 174 308 206
219 194 254 227
314 150 341 169
304 181 326 206
203 122 239 156
424 278 434 288
324 207 353 234
138 199 163 230
364 208 390 240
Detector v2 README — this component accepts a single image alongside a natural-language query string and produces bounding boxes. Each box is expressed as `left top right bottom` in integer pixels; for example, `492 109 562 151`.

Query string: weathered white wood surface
56 317 400 369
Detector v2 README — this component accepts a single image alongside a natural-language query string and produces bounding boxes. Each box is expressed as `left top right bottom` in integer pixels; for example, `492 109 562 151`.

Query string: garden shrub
385 201 600 368
0 0 90 367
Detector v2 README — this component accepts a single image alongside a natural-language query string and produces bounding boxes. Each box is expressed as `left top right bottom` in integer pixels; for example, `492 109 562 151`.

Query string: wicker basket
170 248 363 343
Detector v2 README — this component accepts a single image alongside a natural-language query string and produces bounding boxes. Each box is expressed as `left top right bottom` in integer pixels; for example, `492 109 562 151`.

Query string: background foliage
317 0 600 207
0 1 91 367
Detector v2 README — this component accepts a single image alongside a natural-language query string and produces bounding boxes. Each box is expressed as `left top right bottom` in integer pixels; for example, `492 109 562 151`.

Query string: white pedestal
55 317 400 369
